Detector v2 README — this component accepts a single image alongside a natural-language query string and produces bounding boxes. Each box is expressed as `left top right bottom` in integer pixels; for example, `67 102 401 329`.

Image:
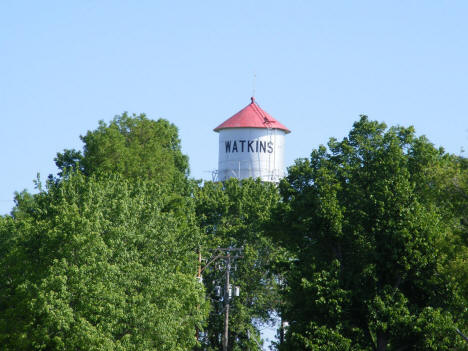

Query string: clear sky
1 0 467 217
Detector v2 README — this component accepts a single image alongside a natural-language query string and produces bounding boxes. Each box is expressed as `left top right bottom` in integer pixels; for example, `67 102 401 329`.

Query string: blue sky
1 1 467 217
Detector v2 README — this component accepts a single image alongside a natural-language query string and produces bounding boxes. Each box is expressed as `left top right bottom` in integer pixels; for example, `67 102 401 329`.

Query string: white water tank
214 97 290 182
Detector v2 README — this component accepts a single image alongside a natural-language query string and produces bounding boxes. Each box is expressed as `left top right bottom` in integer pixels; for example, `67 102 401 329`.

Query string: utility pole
222 253 231 351
218 247 242 351
195 248 202 344
197 247 242 351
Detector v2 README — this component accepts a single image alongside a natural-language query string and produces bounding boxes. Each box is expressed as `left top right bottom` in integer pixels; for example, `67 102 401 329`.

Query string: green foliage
55 112 189 192
273 116 468 350
4 110 467 351
54 149 84 177
194 178 285 350
10 189 37 219
290 323 352 351
0 173 208 350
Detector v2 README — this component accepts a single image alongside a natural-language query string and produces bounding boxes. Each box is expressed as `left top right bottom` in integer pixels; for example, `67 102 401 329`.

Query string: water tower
214 97 290 182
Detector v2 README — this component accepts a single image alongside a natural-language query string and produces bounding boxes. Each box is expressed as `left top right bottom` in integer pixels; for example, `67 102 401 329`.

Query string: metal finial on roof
251 96 255 104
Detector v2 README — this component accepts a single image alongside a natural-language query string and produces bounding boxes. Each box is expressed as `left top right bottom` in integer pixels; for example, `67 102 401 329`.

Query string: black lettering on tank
225 140 231 153
247 140 254 152
239 140 246 152
267 141 273 153
232 141 238 152
259 141 266 153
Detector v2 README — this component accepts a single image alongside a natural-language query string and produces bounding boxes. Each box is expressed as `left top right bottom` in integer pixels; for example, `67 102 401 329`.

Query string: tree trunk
376 331 388 351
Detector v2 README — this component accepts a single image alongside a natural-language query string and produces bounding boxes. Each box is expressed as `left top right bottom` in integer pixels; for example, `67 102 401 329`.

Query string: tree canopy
0 173 207 350
55 112 189 192
194 178 284 350
272 116 467 350
1 112 466 351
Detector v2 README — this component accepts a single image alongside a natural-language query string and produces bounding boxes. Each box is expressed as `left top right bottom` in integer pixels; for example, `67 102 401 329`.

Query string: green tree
273 116 467 350
194 178 285 350
55 112 189 192
0 173 208 350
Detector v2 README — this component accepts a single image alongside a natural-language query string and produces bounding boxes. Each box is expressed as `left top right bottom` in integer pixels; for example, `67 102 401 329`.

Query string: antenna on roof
252 73 256 98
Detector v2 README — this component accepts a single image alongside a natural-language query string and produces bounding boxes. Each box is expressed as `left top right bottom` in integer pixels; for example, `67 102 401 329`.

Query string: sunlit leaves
0 174 207 350
275 116 467 350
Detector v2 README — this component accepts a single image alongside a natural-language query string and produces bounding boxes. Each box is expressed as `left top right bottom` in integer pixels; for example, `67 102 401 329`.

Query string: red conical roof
214 97 290 133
